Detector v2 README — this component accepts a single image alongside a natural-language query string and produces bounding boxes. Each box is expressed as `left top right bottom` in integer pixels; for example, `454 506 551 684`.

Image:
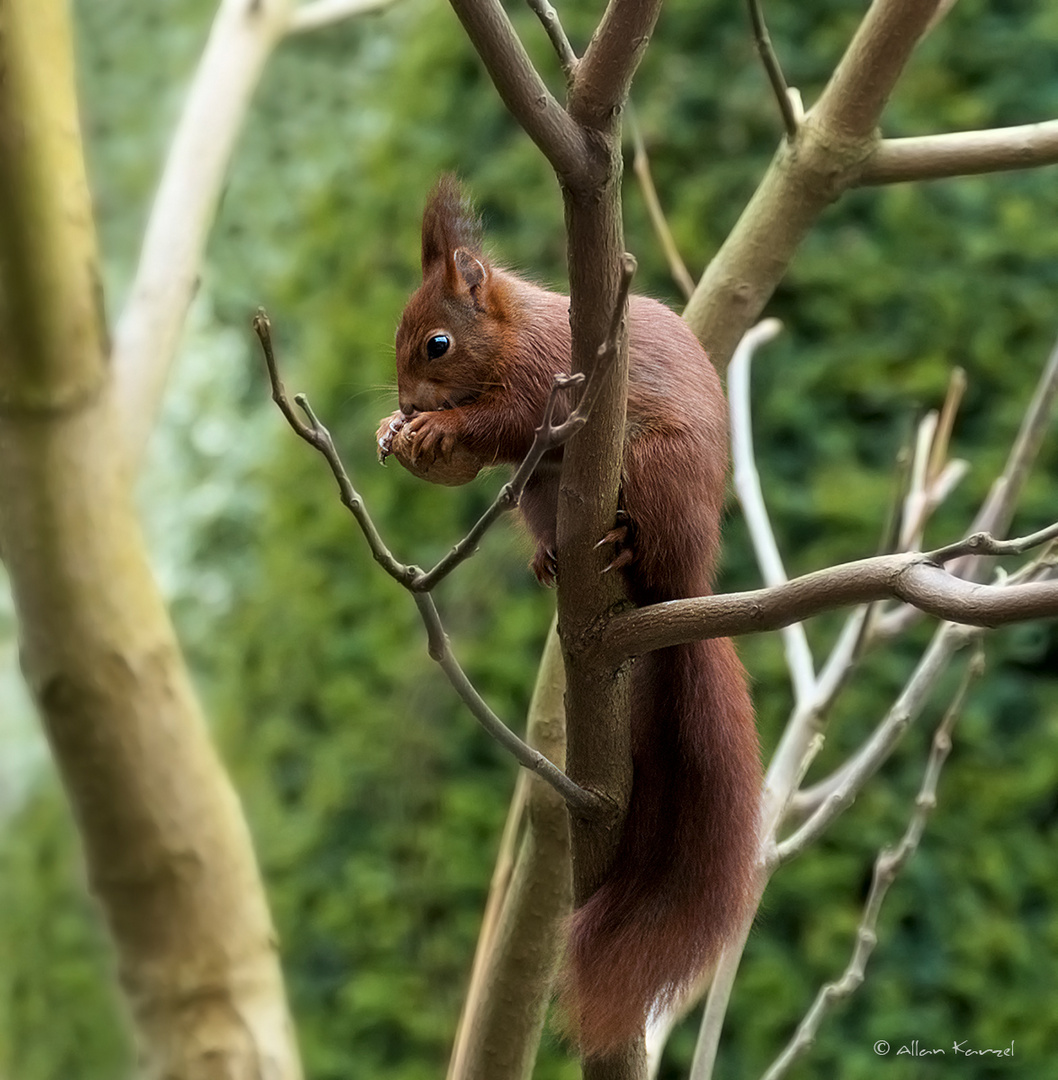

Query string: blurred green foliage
2 0 1057 1078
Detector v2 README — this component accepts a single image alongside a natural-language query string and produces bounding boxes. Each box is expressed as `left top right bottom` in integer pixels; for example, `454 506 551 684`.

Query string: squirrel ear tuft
420 174 482 274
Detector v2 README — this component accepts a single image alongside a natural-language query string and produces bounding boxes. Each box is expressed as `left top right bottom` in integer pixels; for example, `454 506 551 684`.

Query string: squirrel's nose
399 402 417 417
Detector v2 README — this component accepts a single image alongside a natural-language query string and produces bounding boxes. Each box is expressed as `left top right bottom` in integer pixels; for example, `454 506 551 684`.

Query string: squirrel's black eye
426 334 450 360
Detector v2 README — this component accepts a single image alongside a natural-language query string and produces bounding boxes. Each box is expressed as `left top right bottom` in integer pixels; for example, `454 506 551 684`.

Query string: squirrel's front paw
596 509 636 573
377 409 484 487
376 410 406 463
402 412 457 470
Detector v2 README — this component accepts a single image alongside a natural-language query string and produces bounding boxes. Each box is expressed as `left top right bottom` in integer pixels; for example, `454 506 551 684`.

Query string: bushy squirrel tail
563 634 761 1056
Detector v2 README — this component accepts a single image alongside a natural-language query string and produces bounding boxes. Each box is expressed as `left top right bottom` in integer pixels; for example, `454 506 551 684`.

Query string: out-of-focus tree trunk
0 3 302 1076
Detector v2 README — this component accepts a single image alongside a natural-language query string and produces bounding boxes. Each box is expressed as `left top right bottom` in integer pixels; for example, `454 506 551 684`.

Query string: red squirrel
377 176 761 1056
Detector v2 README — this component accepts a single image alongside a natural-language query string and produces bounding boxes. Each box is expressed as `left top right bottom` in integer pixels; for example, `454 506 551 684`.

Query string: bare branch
413 593 604 819
288 0 395 33
629 109 696 300
813 0 944 142
775 620 975 863
253 312 602 818
793 551 1056 825
858 120 1058 186
762 648 983 1080
448 769 530 1080
898 388 968 552
928 367 966 486
684 0 944 370
414 372 584 590
728 319 817 706
525 0 578 79
959 330 1058 569
253 312 415 585
877 329 1058 637
446 0 588 181
746 0 798 138
930 521 1058 563
600 532 1058 663
571 0 665 130
764 604 873 833
113 0 295 469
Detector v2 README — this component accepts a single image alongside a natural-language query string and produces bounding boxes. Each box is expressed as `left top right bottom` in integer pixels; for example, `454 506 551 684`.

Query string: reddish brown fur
384 177 762 1056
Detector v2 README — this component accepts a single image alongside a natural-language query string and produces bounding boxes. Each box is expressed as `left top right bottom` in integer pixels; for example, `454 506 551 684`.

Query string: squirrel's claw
597 509 635 573
531 545 558 588
602 548 635 574
376 413 406 464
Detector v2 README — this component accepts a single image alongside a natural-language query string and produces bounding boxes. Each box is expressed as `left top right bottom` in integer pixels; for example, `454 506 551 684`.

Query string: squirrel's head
395 176 509 415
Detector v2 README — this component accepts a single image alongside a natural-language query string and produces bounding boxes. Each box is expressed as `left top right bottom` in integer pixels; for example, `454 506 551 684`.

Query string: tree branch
762 648 983 1080
253 312 603 819
287 0 395 33
113 0 296 469
446 0 588 182
571 0 665 131
525 0 578 79
877 329 1058 636
813 0 942 143
0 5 301 1074
447 623 572 1080
628 109 696 300
683 0 944 371
413 593 602 817
746 0 798 138
774 619 976 863
728 319 817 706
599 527 1058 664
858 119 1058 185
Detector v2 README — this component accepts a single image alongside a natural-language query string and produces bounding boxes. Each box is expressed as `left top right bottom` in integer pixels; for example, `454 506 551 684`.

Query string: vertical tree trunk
0 3 302 1076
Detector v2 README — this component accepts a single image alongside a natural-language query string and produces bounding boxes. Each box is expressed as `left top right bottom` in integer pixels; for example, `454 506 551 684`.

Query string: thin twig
252 310 603 819
253 312 415 585
746 0 798 138
928 367 966 485
413 592 603 818
930 520 1058 563
728 319 817 706
525 0 578 79
899 409 937 551
287 0 395 33
762 647 984 1080
628 108 696 300
775 620 977 864
899 370 969 551
877 330 1058 638
414 372 583 591
958 330 1058 573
